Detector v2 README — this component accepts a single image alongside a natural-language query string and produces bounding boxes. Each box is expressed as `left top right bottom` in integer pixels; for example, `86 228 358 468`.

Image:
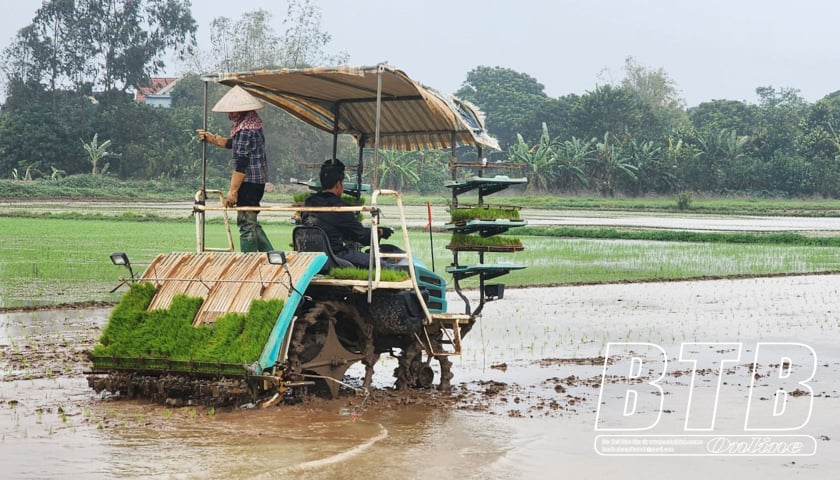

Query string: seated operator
301 159 393 268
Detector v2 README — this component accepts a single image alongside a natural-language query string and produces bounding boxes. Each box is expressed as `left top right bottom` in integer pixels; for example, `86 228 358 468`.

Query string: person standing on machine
197 86 274 252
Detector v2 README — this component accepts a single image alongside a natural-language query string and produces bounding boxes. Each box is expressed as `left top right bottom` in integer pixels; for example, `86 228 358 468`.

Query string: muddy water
2 277 840 479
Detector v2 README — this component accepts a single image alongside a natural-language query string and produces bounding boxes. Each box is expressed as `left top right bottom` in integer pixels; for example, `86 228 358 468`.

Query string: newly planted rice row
1 216 839 308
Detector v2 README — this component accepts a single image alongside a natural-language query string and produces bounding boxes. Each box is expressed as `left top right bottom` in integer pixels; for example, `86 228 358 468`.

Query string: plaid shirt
231 128 268 184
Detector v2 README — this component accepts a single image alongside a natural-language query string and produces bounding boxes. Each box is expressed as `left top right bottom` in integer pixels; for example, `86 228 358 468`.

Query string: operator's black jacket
302 191 371 253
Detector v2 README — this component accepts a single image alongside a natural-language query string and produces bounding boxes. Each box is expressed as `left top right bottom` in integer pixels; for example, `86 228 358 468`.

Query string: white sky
2 0 839 107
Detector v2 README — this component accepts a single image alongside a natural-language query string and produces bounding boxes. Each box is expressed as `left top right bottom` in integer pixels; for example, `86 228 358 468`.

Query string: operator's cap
212 85 264 113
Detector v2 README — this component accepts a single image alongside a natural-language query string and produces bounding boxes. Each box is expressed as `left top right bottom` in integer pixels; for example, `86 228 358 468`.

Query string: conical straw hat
212 85 264 112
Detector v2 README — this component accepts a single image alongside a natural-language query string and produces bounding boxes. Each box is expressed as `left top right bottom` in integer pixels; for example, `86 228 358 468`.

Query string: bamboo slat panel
140 252 322 325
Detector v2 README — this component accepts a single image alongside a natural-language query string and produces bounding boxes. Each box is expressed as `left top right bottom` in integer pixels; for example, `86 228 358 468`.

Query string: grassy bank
5 176 840 217
499 194 840 216
2 215 840 309
335 193 840 217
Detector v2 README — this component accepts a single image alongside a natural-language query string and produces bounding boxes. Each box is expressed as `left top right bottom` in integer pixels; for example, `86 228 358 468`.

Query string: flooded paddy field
2 276 839 479
6 199 840 233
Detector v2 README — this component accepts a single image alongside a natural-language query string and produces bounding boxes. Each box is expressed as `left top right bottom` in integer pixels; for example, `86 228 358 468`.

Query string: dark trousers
236 182 273 252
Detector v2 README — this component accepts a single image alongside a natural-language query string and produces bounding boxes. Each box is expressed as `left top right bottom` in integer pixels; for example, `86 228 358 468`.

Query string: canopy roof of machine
211 64 500 152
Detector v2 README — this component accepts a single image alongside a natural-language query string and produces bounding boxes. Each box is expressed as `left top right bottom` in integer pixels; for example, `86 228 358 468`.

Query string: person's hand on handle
378 226 394 239
196 129 228 148
225 172 246 207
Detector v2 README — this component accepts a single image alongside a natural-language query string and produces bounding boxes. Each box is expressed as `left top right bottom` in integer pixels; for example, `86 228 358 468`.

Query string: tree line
3 1 840 198
457 61 840 198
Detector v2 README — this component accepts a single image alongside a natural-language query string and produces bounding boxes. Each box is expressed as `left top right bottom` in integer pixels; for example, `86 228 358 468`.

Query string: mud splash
2 277 840 479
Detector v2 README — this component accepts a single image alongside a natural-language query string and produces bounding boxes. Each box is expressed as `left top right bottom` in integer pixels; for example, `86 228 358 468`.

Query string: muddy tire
287 301 374 398
393 340 436 389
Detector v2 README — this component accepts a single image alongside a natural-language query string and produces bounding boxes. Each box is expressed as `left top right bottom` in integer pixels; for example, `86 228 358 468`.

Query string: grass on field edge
4 193 840 311
3 209 837 247
4 175 840 216
515 226 840 247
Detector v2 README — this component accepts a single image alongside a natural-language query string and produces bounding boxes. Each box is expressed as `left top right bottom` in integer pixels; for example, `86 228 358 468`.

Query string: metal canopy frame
205 63 499 154
198 64 502 320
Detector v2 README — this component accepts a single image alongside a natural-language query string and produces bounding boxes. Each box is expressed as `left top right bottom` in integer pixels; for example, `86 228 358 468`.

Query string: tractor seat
292 225 354 274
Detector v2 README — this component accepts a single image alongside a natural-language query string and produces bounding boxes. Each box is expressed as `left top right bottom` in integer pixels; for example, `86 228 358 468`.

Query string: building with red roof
134 77 178 108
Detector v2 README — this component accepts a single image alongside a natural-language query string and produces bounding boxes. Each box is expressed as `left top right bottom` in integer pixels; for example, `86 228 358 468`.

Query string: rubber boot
255 225 274 252
239 235 259 253
237 210 260 253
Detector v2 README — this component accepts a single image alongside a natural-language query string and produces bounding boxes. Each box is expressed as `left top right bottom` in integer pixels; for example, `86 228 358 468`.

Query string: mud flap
368 289 428 336
257 253 327 371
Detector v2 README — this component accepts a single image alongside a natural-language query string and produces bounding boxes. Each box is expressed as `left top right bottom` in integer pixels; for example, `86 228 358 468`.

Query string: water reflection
4 276 840 480
0 305 528 479
0 308 110 346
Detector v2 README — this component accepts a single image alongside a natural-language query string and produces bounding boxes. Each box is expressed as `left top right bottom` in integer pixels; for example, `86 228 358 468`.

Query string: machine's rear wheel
287 301 374 398
394 340 435 389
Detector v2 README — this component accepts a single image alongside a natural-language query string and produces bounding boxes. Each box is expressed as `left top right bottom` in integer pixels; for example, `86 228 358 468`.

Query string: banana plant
81 133 121 176
555 136 594 192
508 123 558 192
590 132 637 197
375 149 420 191
625 138 675 194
